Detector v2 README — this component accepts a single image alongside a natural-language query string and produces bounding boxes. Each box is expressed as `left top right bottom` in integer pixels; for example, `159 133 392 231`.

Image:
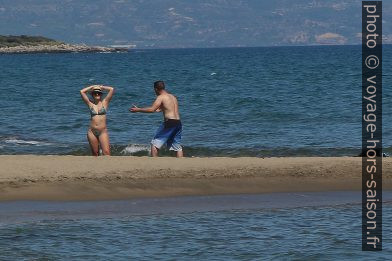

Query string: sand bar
0 156 391 201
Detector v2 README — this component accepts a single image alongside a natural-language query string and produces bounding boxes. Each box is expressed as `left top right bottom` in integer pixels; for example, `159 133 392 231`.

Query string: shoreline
1 156 391 201
0 43 129 54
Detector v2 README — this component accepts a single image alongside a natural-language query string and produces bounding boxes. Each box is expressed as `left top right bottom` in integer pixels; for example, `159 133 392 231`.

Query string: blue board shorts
151 119 182 151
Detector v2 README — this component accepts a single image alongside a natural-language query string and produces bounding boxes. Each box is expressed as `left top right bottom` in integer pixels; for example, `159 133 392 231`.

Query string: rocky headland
0 35 129 54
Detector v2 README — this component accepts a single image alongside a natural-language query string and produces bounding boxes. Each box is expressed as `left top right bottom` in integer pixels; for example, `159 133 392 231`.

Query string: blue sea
0 192 391 260
1 45 391 156
1 46 392 259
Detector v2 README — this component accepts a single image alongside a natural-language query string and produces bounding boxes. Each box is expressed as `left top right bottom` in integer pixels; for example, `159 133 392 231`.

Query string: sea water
1 45 391 156
0 192 391 260
1 46 391 259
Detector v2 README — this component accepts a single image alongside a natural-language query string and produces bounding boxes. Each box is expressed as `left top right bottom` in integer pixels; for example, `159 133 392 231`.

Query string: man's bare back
157 93 180 120
129 80 183 157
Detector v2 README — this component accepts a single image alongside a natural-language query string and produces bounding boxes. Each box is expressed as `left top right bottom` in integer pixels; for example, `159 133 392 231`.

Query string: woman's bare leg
87 130 100 156
99 130 111 156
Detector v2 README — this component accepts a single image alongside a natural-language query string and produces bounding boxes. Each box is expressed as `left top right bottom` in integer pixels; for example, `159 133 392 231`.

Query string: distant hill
0 35 60 47
0 0 390 48
0 35 128 54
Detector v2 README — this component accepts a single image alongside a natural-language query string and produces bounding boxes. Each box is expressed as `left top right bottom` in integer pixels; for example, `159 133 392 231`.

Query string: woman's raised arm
101 85 115 105
80 85 94 106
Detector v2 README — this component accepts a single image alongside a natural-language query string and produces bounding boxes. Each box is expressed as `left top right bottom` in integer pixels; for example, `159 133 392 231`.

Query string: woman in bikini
80 85 114 156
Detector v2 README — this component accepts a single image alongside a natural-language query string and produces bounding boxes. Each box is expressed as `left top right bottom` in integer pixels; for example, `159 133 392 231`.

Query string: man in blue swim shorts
130 81 183 157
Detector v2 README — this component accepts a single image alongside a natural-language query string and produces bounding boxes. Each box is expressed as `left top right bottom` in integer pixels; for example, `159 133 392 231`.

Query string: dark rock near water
0 35 129 54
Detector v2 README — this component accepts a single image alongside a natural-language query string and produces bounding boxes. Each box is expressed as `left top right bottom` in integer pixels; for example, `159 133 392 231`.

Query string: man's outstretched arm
130 97 162 113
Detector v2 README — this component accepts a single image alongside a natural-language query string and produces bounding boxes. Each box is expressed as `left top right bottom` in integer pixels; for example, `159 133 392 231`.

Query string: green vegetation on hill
0 35 61 47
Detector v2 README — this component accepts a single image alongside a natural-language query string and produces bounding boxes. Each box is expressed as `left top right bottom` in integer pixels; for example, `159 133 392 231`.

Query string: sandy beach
0 156 391 201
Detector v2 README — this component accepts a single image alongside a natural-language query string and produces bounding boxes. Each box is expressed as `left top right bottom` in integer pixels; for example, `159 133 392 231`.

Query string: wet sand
0 156 391 201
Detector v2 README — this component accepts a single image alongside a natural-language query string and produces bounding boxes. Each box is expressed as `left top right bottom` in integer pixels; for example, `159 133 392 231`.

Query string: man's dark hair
154 81 165 91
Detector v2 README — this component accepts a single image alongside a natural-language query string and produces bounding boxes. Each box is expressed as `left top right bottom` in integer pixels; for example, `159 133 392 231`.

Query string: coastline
0 43 128 54
1 156 391 201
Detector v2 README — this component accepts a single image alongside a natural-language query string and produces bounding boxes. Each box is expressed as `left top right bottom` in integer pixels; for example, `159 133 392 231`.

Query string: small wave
121 144 150 155
3 139 52 146
65 144 151 156
0 137 366 157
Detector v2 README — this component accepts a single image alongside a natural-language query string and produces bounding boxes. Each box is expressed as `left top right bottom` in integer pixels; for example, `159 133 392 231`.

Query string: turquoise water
0 192 391 260
1 45 391 156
